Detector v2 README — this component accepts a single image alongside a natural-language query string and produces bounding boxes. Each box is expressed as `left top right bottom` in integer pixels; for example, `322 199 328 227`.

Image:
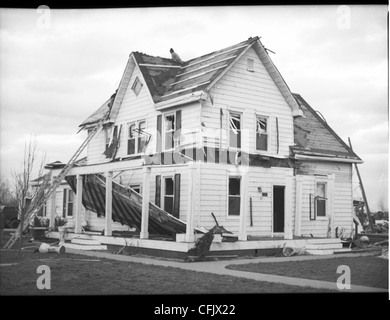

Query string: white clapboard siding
298 162 354 237
197 163 294 236
207 47 294 157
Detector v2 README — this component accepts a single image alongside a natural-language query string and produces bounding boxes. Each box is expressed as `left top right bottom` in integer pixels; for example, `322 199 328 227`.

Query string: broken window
104 126 113 151
228 177 241 216
229 112 241 149
131 77 143 96
163 177 174 215
128 123 136 155
256 116 268 151
130 184 142 195
127 120 147 155
246 58 254 72
315 182 327 217
137 121 147 153
164 113 175 150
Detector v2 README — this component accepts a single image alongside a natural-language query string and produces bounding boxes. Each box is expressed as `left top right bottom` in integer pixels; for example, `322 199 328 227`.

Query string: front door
273 186 285 233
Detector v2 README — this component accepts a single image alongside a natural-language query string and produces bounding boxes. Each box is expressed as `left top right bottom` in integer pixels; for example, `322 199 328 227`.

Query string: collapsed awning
65 174 191 236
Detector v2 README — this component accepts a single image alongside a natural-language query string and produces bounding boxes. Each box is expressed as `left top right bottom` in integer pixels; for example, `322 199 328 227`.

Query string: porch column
75 174 83 234
327 174 335 237
104 171 113 236
238 172 248 241
284 172 294 240
49 175 57 229
294 175 304 237
185 164 197 242
140 166 151 239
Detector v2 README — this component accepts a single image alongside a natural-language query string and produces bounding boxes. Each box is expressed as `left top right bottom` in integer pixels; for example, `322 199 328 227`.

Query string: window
130 184 142 195
164 113 175 150
63 189 74 217
37 202 47 217
315 182 327 217
256 116 268 151
228 177 241 216
163 177 174 215
127 120 147 155
128 123 136 155
104 126 113 150
229 112 241 149
131 77 143 96
246 58 254 72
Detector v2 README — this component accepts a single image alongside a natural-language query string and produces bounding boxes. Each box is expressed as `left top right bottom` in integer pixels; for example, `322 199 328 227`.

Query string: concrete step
71 238 102 246
306 238 342 244
306 249 335 255
333 248 352 254
306 243 343 250
63 243 108 251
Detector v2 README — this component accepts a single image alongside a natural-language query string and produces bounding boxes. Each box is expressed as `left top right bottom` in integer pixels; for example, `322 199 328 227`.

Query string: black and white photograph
0 3 388 305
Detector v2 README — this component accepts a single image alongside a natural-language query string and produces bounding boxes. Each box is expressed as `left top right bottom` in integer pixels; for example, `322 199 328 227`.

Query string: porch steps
62 237 107 251
305 238 344 255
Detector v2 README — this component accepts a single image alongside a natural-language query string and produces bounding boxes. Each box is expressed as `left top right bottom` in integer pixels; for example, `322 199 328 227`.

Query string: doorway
273 185 285 233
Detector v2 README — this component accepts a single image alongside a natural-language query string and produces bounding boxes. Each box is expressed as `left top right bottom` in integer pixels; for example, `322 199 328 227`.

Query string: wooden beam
140 166 151 239
138 63 181 68
75 174 83 234
170 64 228 86
348 137 374 231
178 56 236 77
185 164 197 242
104 171 113 236
183 44 247 69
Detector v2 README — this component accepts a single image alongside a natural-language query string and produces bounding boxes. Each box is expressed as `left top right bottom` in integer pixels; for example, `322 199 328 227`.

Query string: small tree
12 137 47 253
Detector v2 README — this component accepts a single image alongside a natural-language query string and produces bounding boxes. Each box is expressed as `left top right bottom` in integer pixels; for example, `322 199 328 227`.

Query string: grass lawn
226 255 388 289
0 249 337 295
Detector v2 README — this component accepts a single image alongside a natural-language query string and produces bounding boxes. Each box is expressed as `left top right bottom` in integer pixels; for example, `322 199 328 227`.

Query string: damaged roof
81 36 301 126
134 37 258 103
292 93 361 161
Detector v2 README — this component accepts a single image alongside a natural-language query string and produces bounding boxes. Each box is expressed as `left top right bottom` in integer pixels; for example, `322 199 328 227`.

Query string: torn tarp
65 174 195 237
103 125 122 159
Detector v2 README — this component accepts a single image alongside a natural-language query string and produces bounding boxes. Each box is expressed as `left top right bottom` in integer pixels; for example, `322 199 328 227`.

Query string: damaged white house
39 36 362 257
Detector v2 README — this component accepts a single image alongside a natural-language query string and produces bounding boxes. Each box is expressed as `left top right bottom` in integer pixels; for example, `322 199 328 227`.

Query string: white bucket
38 243 65 254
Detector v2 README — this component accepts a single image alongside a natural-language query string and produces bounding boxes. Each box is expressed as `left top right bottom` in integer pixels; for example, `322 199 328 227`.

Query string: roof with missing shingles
292 93 361 161
135 37 258 103
80 37 260 126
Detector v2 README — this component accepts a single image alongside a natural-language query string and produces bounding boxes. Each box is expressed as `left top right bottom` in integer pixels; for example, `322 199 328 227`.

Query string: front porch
46 229 345 259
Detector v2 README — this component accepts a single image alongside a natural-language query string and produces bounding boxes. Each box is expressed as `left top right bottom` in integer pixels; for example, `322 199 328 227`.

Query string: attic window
131 77 143 96
246 58 254 72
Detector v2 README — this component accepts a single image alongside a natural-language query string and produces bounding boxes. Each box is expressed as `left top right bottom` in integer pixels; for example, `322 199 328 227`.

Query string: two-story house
44 36 362 256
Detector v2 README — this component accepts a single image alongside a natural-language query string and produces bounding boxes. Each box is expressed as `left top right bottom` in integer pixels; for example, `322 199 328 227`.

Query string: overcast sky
0 5 387 210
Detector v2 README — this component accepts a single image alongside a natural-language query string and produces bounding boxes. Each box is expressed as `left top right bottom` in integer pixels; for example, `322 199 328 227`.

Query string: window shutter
176 110 182 131
156 115 162 153
175 110 182 148
62 189 67 217
173 173 181 218
155 175 161 207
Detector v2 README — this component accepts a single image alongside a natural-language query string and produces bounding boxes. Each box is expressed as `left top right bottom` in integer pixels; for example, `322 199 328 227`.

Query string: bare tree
12 137 47 253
